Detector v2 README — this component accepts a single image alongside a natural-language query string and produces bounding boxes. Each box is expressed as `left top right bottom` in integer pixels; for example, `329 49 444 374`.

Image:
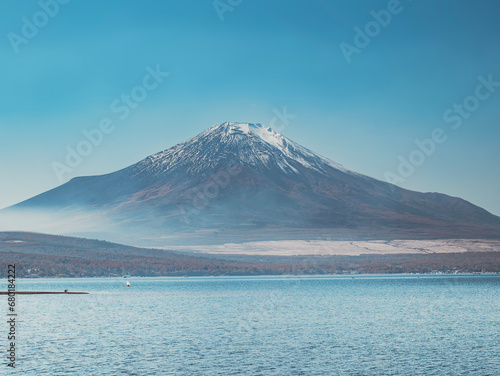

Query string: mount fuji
3 122 500 247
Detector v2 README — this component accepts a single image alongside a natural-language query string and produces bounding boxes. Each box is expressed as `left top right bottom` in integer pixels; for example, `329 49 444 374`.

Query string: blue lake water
2 275 499 375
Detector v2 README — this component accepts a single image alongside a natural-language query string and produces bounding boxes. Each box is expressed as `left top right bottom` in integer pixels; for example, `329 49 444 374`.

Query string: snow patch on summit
224 122 284 147
134 121 362 177
218 122 359 176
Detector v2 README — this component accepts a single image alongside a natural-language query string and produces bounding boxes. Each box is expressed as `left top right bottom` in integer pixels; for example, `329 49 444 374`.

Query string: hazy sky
1 0 499 215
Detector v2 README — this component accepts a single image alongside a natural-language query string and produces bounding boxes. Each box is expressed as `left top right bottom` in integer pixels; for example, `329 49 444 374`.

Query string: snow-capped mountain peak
6 121 500 243
214 122 289 152
220 122 280 142
204 122 284 146
134 121 355 177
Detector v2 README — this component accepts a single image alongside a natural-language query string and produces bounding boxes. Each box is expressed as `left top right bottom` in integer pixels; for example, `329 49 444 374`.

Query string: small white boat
126 281 130 287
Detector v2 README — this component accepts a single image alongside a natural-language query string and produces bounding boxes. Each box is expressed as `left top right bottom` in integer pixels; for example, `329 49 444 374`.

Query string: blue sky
1 0 499 215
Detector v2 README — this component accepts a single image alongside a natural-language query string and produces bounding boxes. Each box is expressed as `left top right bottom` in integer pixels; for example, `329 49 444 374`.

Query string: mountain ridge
3 122 500 246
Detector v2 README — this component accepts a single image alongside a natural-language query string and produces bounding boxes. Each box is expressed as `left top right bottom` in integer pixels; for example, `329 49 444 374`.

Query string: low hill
1 232 499 277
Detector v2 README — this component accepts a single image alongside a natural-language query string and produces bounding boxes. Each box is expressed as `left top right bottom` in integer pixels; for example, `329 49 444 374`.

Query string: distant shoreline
0 291 88 295
3 273 499 280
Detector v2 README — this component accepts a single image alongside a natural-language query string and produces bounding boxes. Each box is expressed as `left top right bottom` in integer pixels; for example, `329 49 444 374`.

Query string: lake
3 275 499 375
